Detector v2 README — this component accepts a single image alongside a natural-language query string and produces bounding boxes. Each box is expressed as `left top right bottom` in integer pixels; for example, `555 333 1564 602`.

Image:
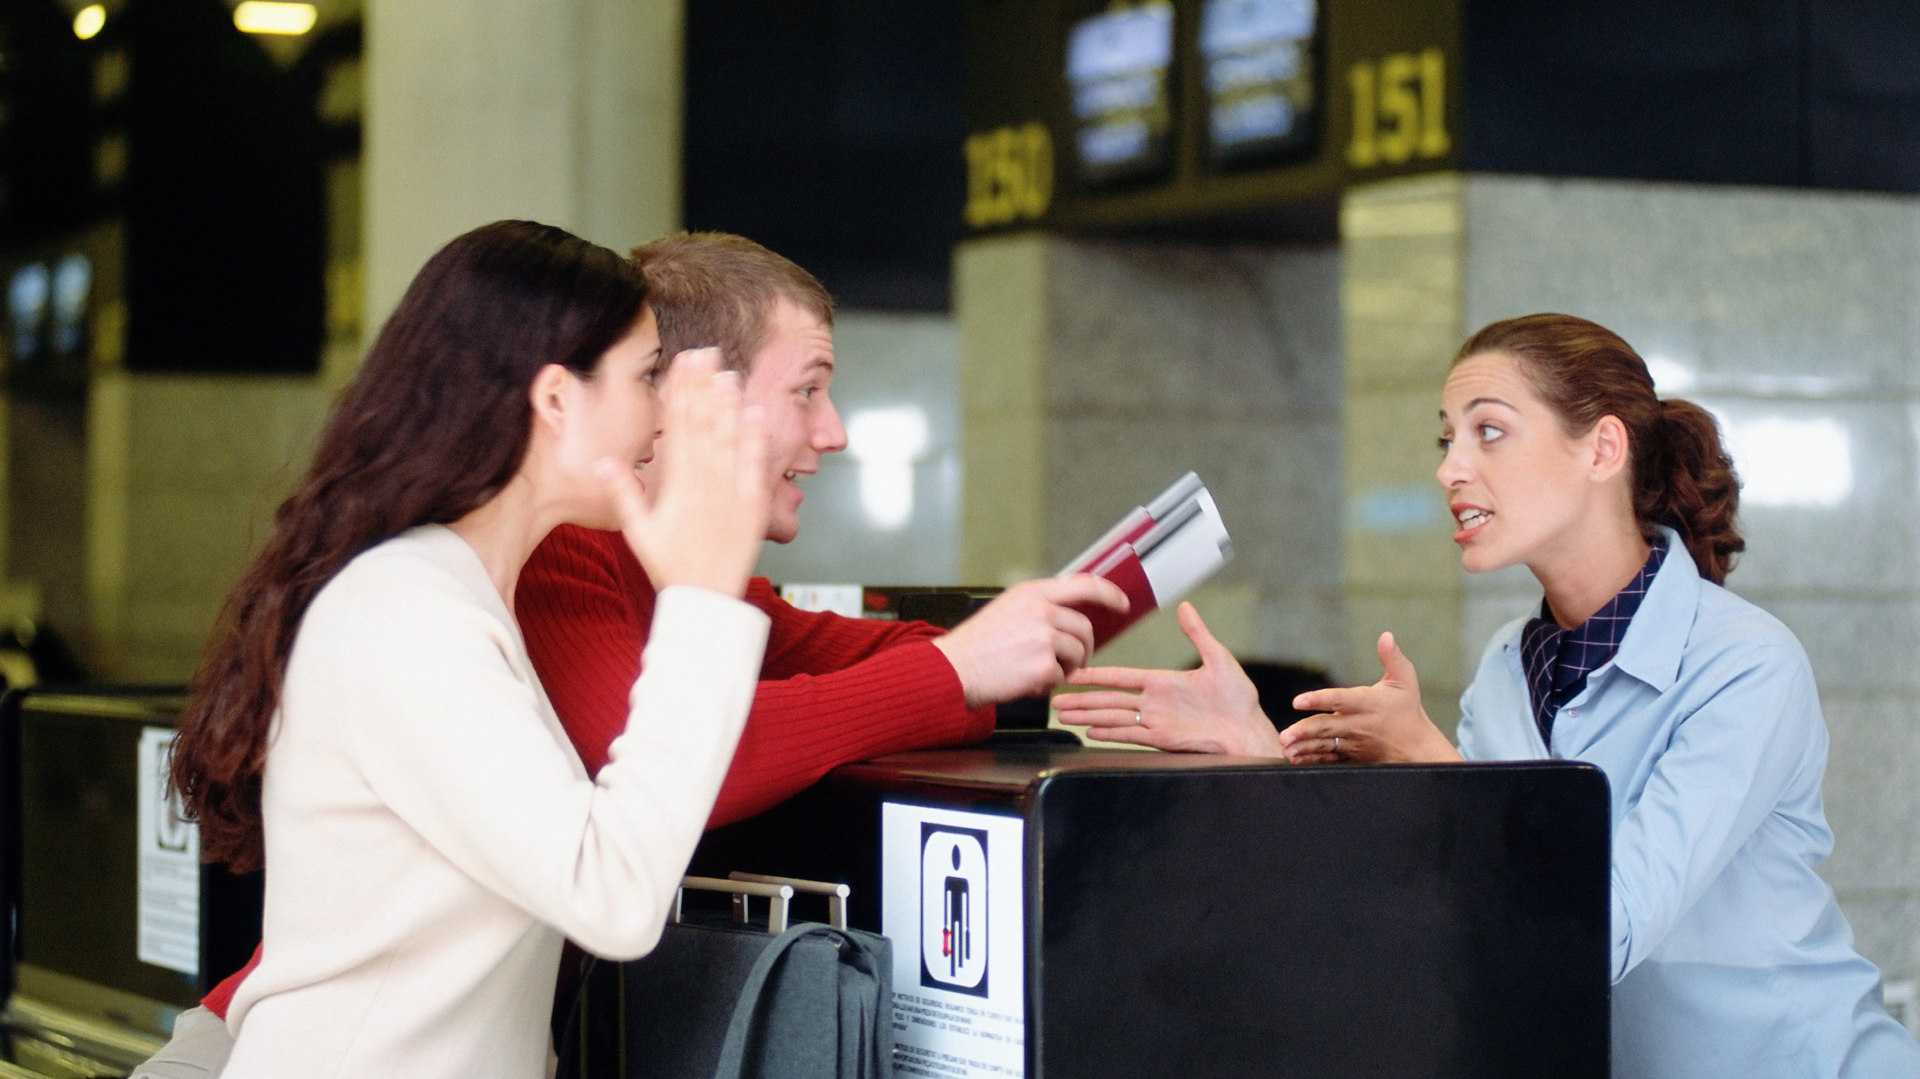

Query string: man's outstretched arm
517 526 996 826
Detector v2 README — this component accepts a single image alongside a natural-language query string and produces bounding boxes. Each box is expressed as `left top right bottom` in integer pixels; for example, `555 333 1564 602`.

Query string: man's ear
1590 414 1631 483
527 364 574 434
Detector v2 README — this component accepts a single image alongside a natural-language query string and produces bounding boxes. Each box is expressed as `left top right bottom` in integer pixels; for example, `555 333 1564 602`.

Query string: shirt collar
1609 525 1702 692
1535 541 1664 673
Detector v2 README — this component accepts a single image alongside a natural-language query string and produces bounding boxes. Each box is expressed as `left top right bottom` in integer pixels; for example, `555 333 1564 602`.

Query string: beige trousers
126 1004 561 1079
127 1006 232 1079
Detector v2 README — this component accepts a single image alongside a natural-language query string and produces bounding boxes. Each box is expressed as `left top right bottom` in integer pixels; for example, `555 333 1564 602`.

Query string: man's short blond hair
630 232 835 371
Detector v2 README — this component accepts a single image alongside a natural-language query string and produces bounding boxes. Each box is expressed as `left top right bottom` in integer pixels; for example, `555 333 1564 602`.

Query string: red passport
1058 472 1233 649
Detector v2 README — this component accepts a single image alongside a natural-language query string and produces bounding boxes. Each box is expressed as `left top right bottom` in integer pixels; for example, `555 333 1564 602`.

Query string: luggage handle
727 871 850 931
676 876 796 933
674 873 853 934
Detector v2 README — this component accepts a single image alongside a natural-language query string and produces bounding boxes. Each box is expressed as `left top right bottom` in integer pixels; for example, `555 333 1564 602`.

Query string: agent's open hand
1279 632 1461 764
597 348 771 597
1051 603 1285 756
932 575 1129 708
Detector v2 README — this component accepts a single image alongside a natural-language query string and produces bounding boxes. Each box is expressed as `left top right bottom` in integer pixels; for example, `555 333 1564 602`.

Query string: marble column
363 0 683 327
1340 174 1469 732
85 374 330 680
73 1 686 681
954 232 1345 675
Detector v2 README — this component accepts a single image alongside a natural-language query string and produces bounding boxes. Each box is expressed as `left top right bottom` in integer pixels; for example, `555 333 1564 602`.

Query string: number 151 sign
1347 46 1452 169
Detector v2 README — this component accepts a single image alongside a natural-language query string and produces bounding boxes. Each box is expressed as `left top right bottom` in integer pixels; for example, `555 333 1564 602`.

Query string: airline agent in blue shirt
1056 314 1920 1077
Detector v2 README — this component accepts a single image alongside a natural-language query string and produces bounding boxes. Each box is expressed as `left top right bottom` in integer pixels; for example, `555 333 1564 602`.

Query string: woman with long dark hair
1055 314 1920 1076
170 220 773 1078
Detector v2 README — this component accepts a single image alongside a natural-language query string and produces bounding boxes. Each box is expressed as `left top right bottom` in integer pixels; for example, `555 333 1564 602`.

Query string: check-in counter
0 688 263 1078
0 689 1611 1078
688 739 1611 1079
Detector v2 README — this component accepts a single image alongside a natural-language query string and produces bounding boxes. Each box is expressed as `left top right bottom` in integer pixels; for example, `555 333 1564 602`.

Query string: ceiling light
847 407 931 530
72 4 105 40
233 2 317 35
846 407 930 465
1719 413 1853 509
1641 353 1696 395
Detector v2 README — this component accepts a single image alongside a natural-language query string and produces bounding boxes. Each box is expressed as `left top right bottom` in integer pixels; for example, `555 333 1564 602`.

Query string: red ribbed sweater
202 523 995 1017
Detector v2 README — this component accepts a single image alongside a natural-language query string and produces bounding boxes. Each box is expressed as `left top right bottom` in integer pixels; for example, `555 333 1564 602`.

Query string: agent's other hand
931 575 1129 708
1279 632 1461 764
1052 603 1284 756
597 348 771 597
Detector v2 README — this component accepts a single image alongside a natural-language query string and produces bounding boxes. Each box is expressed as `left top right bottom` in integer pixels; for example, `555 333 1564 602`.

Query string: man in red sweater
520 232 1123 822
153 232 1121 1072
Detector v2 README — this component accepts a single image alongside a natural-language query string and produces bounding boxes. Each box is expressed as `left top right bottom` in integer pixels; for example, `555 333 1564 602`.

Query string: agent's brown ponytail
1453 314 1745 583
1641 398 1744 583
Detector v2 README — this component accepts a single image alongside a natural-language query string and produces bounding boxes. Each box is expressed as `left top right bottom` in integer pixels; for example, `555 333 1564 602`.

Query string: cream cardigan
222 525 769 1079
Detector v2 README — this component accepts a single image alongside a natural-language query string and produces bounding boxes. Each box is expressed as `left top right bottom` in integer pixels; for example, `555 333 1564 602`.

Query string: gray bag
573 875 894 1079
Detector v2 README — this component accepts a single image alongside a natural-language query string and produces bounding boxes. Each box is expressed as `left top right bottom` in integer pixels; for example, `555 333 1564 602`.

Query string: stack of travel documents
1057 471 1233 649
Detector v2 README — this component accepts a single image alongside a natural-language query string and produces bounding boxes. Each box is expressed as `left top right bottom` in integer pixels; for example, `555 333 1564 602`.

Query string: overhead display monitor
1199 0 1319 165
9 262 49 362
3 231 111 395
1065 1 1176 186
6 253 93 367
964 0 1462 234
52 254 92 356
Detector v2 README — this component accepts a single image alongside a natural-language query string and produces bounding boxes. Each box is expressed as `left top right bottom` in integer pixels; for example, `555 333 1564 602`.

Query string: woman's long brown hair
1456 313 1745 584
173 220 647 871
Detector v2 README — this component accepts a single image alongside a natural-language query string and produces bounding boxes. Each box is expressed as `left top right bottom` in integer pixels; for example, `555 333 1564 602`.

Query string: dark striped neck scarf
1520 541 1669 747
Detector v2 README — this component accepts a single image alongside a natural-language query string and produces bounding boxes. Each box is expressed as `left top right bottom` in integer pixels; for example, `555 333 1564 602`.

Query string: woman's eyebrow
1439 396 1517 423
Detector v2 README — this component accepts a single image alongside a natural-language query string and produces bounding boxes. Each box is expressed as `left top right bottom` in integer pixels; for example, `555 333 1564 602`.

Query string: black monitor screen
1199 0 1319 165
1065 1 1176 185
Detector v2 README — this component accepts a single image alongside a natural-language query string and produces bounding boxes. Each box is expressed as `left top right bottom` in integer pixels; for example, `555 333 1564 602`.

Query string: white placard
137 727 199 975
882 803 1026 1078
779 584 866 618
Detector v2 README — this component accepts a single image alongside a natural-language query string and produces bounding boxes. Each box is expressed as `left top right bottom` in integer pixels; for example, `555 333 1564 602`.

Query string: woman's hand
1279 632 1461 764
1051 603 1286 756
595 348 771 597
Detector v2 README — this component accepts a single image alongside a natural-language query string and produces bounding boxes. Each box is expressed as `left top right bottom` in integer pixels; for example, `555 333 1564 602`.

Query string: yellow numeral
1419 47 1451 157
1376 52 1419 164
965 122 1053 228
1346 48 1451 171
1346 61 1378 168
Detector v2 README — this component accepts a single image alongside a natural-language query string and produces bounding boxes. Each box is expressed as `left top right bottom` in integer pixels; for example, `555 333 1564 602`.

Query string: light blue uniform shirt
1458 528 1920 1078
